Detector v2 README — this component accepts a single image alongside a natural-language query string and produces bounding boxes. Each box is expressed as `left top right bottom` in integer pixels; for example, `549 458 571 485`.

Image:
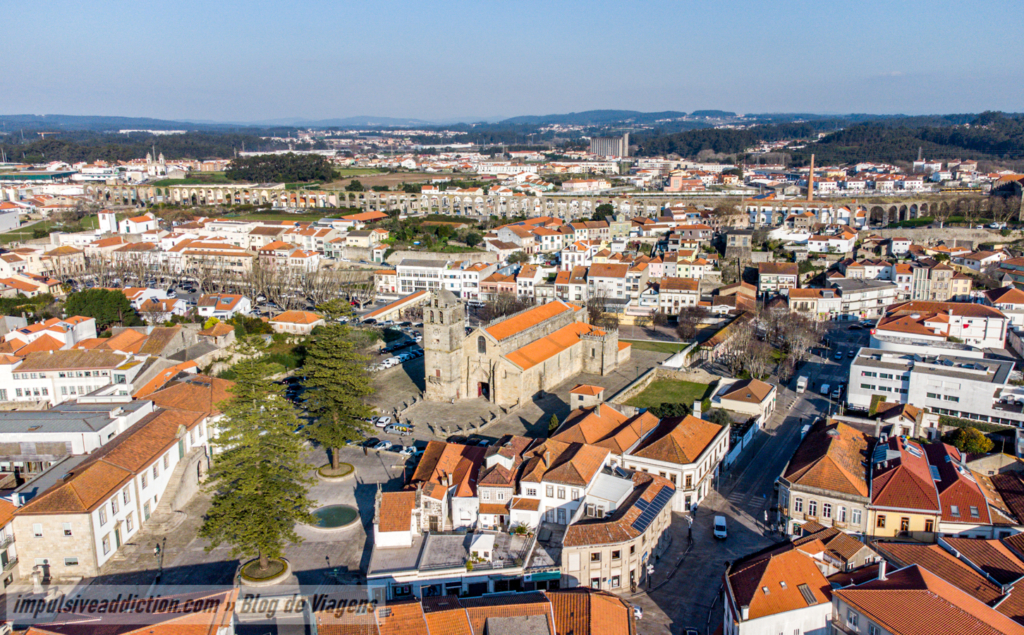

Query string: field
151 173 233 186
622 339 689 354
325 171 438 190
0 214 108 245
625 379 713 410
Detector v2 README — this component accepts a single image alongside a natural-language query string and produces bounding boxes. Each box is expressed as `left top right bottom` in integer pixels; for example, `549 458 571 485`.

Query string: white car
373 441 392 452
375 416 393 428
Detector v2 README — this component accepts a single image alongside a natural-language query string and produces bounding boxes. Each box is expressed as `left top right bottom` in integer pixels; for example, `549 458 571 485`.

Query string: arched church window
478 336 486 354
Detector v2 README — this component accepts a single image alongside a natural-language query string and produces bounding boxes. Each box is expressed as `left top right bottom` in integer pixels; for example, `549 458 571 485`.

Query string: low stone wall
608 366 722 415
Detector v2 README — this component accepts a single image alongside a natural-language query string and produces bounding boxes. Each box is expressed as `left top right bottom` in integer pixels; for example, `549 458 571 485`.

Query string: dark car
446 435 469 444
362 437 381 448
363 318 378 325
849 324 862 330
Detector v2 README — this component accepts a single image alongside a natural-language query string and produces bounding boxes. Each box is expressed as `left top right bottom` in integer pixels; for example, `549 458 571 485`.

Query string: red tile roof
834 564 1024 635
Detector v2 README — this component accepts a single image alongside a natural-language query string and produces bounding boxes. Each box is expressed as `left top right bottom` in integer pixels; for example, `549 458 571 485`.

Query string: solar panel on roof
631 487 674 534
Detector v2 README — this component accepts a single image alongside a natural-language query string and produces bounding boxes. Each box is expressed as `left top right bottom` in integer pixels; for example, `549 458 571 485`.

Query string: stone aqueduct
83 183 984 225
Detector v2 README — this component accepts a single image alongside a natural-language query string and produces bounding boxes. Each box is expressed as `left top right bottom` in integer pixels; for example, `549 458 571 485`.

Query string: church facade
424 290 631 407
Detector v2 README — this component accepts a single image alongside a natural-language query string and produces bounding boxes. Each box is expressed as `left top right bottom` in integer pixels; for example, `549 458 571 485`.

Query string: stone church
424 290 631 407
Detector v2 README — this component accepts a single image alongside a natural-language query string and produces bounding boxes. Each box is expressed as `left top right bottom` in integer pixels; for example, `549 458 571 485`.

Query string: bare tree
675 306 707 341
481 292 532 321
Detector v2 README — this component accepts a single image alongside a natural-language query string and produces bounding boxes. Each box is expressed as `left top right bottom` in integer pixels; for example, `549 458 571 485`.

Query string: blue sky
7 0 1023 122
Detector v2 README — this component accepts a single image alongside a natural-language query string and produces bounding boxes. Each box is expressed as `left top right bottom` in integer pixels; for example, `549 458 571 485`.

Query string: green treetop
199 337 315 572
302 300 375 469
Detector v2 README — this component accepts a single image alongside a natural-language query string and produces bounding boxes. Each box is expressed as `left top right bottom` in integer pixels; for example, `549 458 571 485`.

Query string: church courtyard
384 347 672 439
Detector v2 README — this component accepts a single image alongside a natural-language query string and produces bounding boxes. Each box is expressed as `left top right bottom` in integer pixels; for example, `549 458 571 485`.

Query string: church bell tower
424 290 465 402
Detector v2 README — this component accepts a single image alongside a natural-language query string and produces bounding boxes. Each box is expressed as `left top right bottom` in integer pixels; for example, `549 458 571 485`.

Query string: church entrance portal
478 382 490 399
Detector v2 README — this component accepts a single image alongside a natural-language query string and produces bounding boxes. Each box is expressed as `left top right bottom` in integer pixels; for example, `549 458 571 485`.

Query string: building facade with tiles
424 291 630 407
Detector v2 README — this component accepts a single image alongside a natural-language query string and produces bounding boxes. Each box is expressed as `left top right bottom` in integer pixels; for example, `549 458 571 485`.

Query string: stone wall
385 250 498 266
14 512 98 581
608 366 721 415
861 227 1002 246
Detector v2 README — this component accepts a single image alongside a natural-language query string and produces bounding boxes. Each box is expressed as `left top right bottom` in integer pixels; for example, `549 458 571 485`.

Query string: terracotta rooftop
378 491 415 533
563 471 674 548
505 321 602 371
520 439 609 487
834 564 1024 635
782 419 869 498
726 542 831 621
720 379 774 404
484 300 581 341
630 415 724 466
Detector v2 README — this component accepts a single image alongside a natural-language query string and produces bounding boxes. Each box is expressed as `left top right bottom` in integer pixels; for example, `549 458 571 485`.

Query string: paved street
630 322 866 635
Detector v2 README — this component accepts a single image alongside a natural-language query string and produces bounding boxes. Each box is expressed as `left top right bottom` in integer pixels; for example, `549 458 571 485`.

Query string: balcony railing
0 535 13 550
3 556 18 572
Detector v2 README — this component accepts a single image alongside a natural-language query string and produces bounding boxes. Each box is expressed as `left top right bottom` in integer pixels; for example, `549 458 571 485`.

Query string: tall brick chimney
807 154 815 202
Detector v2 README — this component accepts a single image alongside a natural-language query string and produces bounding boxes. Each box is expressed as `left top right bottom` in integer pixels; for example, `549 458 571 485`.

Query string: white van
713 515 727 540
820 383 830 396
796 376 808 394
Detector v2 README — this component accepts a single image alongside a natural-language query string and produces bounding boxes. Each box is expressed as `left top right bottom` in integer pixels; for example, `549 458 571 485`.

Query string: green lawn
151 175 234 186
622 339 689 354
626 379 713 410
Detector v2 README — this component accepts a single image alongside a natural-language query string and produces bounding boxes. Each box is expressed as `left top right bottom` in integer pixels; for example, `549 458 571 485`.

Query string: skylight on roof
970 506 980 518
929 465 941 481
950 505 960 517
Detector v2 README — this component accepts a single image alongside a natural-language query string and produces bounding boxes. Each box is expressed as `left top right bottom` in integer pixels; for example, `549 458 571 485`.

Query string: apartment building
659 277 700 315
561 471 674 591
848 347 1023 427
758 262 799 296
0 397 154 483
396 259 448 295
830 279 899 320
586 263 630 303
12 388 218 582
555 407 728 513
787 288 842 320
2 350 145 406
871 301 1008 349
779 419 872 537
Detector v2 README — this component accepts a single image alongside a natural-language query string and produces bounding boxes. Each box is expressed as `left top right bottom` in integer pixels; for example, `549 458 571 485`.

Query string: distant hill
247 116 432 127
499 110 689 126
689 110 736 119
0 113 219 132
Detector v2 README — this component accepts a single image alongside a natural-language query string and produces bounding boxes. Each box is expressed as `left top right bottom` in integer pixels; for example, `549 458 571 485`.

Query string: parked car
848 350 855 358
446 435 469 444
385 423 413 436
713 515 728 540
849 324 861 330
831 385 844 400
631 605 643 620
834 350 843 361
373 441 393 452
820 383 831 396
362 437 380 448
375 416 393 428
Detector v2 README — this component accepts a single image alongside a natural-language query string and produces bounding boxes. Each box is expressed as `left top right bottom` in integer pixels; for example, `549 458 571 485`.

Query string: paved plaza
90 444 412 590
375 348 671 440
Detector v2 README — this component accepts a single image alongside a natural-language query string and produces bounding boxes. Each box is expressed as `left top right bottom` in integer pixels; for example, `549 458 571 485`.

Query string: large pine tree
302 299 375 470
199 338 315 572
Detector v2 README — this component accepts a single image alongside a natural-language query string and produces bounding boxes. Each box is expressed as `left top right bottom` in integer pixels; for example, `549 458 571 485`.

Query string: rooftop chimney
740 605 749 621
693 399 703 419
544 451 550 468
807 154 815 202
878 560 887 581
